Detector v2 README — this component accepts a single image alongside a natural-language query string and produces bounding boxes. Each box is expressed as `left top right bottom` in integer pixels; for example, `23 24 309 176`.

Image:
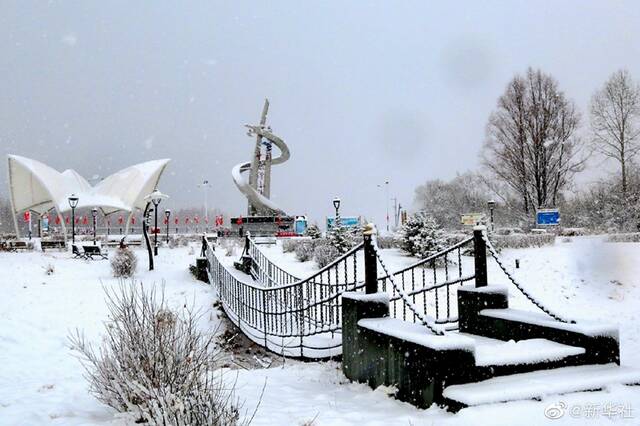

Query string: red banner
118 215 124 225
174 217 179 225
23 211 30 222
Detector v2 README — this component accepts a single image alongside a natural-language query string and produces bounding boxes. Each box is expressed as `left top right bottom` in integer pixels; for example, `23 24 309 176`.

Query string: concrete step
443 363 640 410
458 333 586 367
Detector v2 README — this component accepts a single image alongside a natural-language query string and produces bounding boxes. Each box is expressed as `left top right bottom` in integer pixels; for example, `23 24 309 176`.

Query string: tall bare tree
483 68 583 215
590 69 640 195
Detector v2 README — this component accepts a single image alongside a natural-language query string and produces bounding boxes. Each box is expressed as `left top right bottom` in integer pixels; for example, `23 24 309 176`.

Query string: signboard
326 216 360 229
461 213 486 226
536 209 560 226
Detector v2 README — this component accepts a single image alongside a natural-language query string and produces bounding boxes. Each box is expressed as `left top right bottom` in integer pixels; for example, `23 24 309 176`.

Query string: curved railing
376 236 476 331
248 238 299 287
205 239 364 358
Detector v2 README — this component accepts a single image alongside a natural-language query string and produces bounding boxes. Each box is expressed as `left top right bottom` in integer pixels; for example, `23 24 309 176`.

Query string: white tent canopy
7 155 170 236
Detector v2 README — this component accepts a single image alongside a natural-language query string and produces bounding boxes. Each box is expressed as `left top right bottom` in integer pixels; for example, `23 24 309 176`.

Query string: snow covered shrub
491 233 555 250
44 263 55 275
327 222 354 254
376 235 400 249
295 241 315 262
110 246 138 278
559 227 587 237
606 232 640 243
69 283 245 425
188 244 195 256
304 224 322 239
399 212 446 258
313 241 340 268
282 239 301 253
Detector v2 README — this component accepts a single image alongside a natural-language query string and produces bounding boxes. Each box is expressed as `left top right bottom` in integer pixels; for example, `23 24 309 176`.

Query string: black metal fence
374 236 476 331
205 239 364 358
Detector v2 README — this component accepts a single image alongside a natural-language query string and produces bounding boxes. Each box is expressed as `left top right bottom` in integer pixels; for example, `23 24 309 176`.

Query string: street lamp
377 180 390 232
92 207 98 245
198 180 212 229
68 194 79 244
488 199 496 232
165 209 171 244
332 197 341 228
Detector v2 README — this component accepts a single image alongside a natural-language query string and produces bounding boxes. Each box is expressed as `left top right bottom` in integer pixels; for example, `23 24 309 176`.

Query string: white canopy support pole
7 162 20 239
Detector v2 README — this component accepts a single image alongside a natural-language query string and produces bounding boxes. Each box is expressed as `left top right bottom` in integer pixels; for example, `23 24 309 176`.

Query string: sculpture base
230 215 295 237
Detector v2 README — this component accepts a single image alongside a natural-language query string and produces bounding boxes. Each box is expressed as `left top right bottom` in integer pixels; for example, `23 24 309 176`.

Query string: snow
1 235 640 425
358 318 475 351
0 244 215 425
443 363 640 407
459 284 509 295
480 308 619 339
342 291 389 304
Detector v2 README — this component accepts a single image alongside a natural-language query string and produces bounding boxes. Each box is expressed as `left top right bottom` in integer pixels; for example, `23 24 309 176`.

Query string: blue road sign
327 216 360 229
536 209 560 226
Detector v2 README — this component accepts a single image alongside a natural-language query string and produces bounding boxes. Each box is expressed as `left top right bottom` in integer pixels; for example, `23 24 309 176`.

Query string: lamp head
165 209 171 218
68 194 79 209
92 207 98 217
333 197 341 211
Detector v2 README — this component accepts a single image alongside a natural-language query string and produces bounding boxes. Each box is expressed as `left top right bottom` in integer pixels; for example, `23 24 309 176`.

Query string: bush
110 246 138 278
606 232 640 243
376 235 401 249
491 233 555 250
282 239 301 253
313 242 340 268
399 212 447 258
304 224 322 239
327 223 354 254
44 263 55 275
559 227 587 237
69 283 245 425
295 241 316 262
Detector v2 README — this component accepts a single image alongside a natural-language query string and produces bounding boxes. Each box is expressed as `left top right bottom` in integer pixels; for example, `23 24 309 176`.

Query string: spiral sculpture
231 99 289 216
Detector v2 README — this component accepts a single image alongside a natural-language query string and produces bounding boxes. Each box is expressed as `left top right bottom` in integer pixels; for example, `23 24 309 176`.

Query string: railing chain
481 230 574 324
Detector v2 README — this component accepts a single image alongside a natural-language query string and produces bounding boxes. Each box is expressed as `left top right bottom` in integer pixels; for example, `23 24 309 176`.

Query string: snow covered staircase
341 284 637 412
443 364 640 411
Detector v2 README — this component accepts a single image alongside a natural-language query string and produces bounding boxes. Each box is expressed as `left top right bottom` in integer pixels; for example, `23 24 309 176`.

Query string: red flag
55 216 61 225
23 211 30 222
75 217 79 224
205 217 209 224
118 215 124 225
82 216 88 225
131 217 136 224
236 216 243 225
194 216 199 224
65 216 70 224
174 217 179 225
185 217 190 224
163 218 168 225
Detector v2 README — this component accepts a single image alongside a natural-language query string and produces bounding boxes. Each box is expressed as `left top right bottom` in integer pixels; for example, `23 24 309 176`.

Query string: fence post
363 223 378 294
473 226 487 287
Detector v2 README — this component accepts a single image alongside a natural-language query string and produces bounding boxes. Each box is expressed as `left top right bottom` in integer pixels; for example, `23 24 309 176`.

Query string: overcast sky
1 1 640 226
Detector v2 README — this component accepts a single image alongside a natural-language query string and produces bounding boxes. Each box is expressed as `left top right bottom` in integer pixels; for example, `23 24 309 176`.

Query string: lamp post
376 180 390 232
488 199 496 233
144 190 168 259
68 194 79 244
165 209 171 244
332 197 341 228
91 207 98 245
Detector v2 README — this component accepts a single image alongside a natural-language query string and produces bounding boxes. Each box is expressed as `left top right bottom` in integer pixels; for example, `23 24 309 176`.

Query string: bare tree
483 68 584 215
590 69 640 194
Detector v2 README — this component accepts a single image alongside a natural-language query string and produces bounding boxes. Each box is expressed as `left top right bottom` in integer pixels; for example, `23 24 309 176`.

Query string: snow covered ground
1 236 639 425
